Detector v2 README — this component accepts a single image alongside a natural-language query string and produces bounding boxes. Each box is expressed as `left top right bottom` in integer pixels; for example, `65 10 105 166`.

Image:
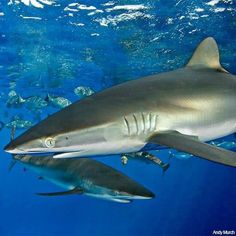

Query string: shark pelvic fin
36 187 84 197
148 131 236 167
186 37 228 73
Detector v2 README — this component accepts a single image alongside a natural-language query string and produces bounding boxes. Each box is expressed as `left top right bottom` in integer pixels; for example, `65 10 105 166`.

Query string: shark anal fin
36 187 83 197
148 131 236 167
186 37 228 73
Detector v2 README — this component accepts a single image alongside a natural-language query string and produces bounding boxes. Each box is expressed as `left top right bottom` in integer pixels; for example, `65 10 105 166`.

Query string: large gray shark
13 155 154 203
5 37 236 167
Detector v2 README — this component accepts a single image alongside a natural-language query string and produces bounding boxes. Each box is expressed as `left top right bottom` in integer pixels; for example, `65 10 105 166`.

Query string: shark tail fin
8 159 17 172
8 127 17 172
45 94 50 102
9 155 24 172
186 37 228 73
0 121 4 131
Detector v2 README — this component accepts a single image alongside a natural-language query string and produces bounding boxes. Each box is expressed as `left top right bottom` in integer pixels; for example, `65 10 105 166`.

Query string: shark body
13 155 154 203
5 38 236 167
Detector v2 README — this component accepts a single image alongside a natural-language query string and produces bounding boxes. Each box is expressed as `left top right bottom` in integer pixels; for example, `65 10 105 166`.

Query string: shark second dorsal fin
186 37 228 73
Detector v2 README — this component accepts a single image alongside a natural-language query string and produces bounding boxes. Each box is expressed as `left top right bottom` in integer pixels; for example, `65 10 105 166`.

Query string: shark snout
4 133 45 155
112 181 155 200
109 188 155 202
127 187 155 199
142 189 155 199
4 137 31 154
4 142 18 154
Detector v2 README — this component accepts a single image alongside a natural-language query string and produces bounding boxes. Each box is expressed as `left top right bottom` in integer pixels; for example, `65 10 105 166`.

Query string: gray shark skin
5 38 236 167
13 155 154 203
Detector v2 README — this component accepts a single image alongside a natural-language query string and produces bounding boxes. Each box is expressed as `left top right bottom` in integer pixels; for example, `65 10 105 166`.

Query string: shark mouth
53 151 86 159
7 149 84 158
86 193 154 203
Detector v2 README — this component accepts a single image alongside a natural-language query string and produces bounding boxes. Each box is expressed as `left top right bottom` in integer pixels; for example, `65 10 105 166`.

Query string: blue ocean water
0 0 236 235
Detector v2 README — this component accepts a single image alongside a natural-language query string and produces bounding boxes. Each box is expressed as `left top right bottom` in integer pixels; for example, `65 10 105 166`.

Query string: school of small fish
2 86 94 130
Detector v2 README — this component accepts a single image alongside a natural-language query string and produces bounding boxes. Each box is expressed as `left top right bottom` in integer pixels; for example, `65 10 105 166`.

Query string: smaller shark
13 155 154 203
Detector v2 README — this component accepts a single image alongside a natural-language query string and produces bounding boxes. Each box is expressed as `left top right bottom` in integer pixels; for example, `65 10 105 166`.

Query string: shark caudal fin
8 126 17 172
186 37 228 73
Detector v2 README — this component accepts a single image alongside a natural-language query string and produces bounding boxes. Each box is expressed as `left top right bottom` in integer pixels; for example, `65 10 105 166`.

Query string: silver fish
6 116 33 129
121 152 170 172
7 91 25 108
24 96 48 111
46 94 72 108
74 86 94 98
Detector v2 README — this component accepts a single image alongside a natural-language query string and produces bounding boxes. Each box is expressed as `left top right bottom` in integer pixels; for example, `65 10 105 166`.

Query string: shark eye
44 137 55 148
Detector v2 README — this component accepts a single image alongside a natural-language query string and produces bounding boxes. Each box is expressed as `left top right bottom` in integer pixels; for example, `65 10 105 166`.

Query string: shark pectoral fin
36 187 84 197
186 37 228 73
148 131 236 167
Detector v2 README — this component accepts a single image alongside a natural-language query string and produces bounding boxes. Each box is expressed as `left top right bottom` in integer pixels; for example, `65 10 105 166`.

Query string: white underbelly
69 140 145 157
53 139 146 158
177 119 236 142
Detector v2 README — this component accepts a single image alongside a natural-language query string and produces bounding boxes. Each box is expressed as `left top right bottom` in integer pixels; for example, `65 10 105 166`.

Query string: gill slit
155 114 158 132
132 114 139 135
124 117 130 136
149 113 152 131
141 113 146 133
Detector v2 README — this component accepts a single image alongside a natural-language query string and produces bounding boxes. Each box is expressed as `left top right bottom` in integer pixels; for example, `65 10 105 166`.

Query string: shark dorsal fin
186 37 228 73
